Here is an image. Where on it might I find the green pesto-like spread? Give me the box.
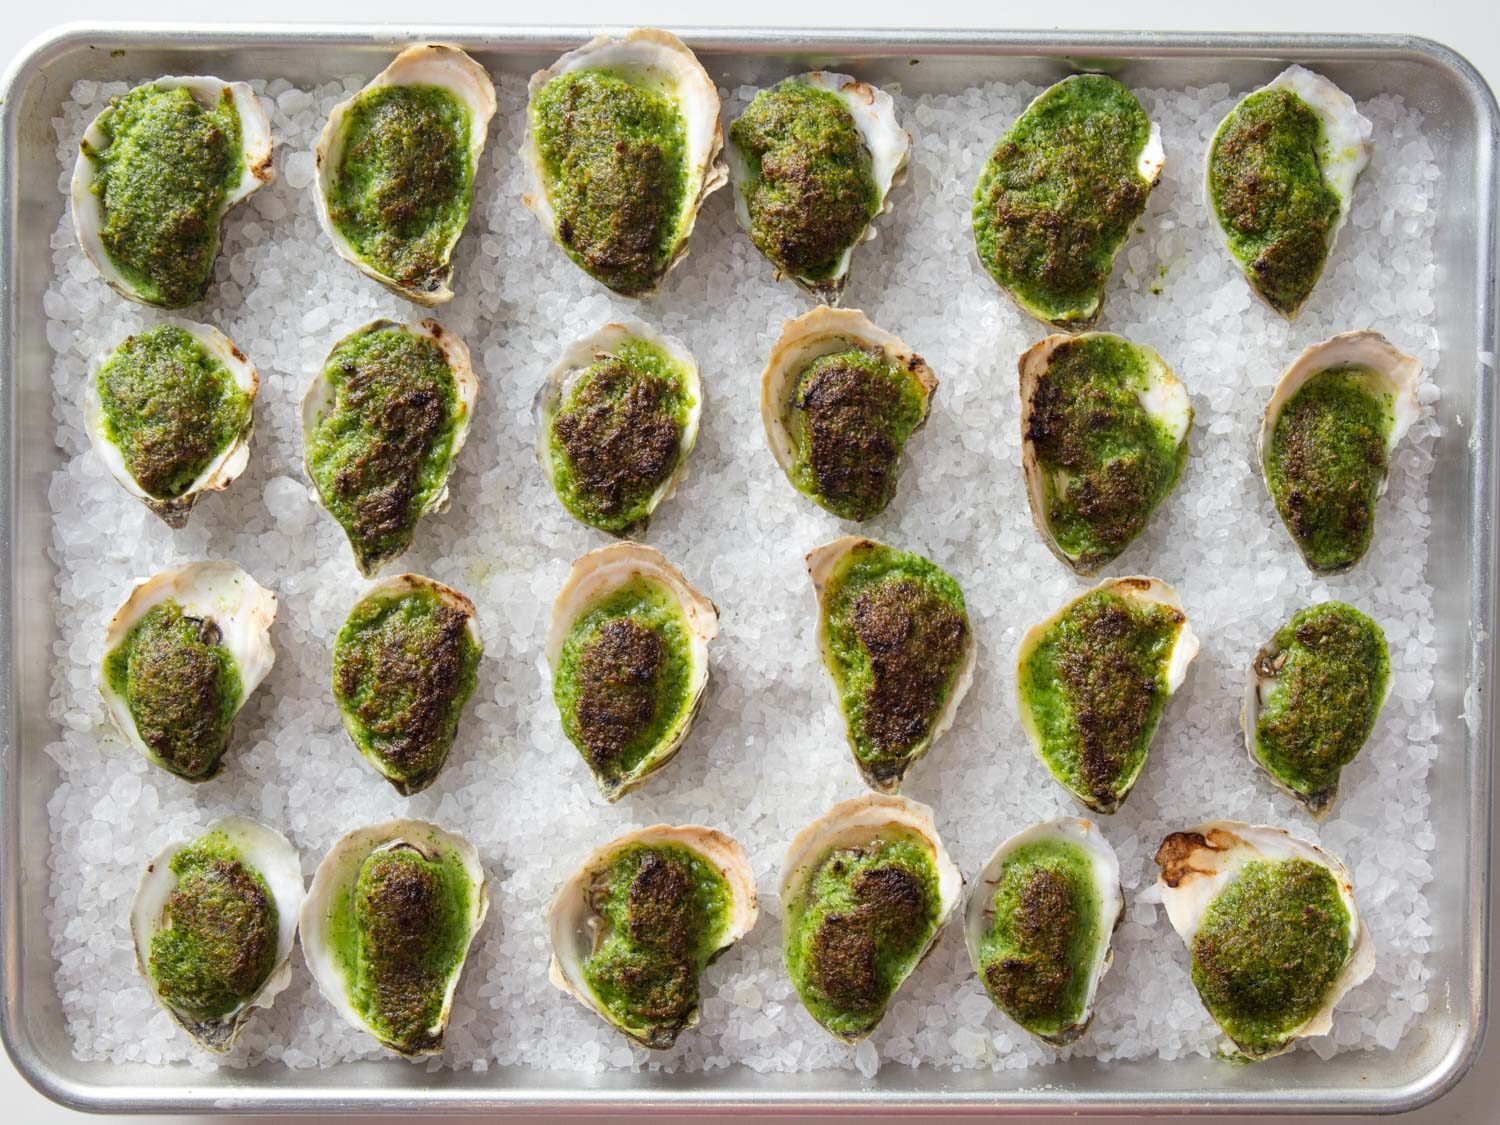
[1019,587,1183,811]
[546,338,693,535]
[729,80,879,283]
[580,842,732,1045]
[1252,602,1389,812]
[327,85,474,290]
[532,69,688,296]
[1190,857,1352,1058]
[784,830,941,1039]
[554,576,694,791]
[972,74,1153,324]
[148,830,278,1018]
[332,585,481,794]
[788,348,929,521]
[1265,365,1393,573]
[1026,335,1189,571]
[1208,88,1341,316]
[327,842,473,1054]
[819,542,969,788]
[84,82,244,308]
[976,837,1104,1040]
[305,324,462,573]
[103,599,243,780]
[96,325,251,500]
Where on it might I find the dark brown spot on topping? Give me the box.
[624,850,699,956]
[797,355,911,520]
[574,617,666,769]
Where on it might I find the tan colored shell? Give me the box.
[727,71,911,304]
[1016,576,1198,814]
[806,536,974,792]
[71,77,273,308]
[299,819,489,1057]
[1153,820,1376,1060]
[532,319,703,537]
[547,824,758,1048]
[302,317,478,577]
[963,817,1124,1046]
[762,309,936,518]
[520,27,726,297]
[100,561,277,781]
[131,816,303,1052]
[314,45,496,305]
[1258,330,1424,575]
[779,793,963,1042]
[546,543,719,801]
[85,320,260,529]
[1018,332,1191,575]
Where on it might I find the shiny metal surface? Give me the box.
[0,23,1494,1115]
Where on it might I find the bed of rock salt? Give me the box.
[41,70,1441,1076]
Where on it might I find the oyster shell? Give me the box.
[84,320,259,528]
[71,77,273,307]
[762,308,937,521]
[727,71,910,304]
[314,45,497,305]
[533,319,703,536]
[132,816,302,1052]
[1153,821,1375,1060]
[1259,330,1423,574]
[302,317,478,576]
[300,819,488,1056]
[1207,66,1373,318]
[547,824,758,1048]
[964,817,1123,1046]
[521,28,726,297]
[332,573,483,795]
[807,536,974,792]
[100,561,277,781]
[546,543,718,800]
[1017,576,1198,813]
[1019,332,1191,575]
[1242,601,1391,818]
[780,793,962,1042]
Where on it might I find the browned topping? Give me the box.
[810,909,880,1008]
[355,848,450,1053]
[624,849,697,956]
[127,612,231,778]
[984,866,1076,1023]
[798,355,906,520]
[574,617,666,769]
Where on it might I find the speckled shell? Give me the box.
[131,816,303,1053]
[313,45,497,305]
[1153,820,1376,1060]
[546,823,758,1049]
[71,77,274,308]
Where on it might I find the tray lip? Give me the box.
[0,21,1494,1117]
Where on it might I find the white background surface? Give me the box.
[2,1,1494,1121]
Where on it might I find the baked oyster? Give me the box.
[547,543,718,800]
[85,320,258,528]
[762,308,937,521]
[972,74,1163,329]
[964,817,1123,1046]
[131,816,303,1052]
[71,76,273,308]
[728,71,910,303]
[101,561,277,781]
[1207,66,1373,318]
[807,537,974,793]
[1260,330,1423,574]
[781,794,962,1042]
[521,28,726,296]
[534,319,703,536]
[1154,821,1375,1060]
[301,820,488,1056]
[1017,576,1198,813]
[1020,332,1191,575]
[548,824,758,1048]
[1243,601,1390,818]
[314,44,497,305]
[302,318,478,576]
[332,574,483,795]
